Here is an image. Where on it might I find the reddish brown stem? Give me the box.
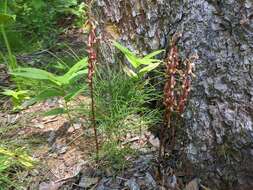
[87,20,99,158]
[89,71,99,157]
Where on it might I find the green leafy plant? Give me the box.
[1,89,29,110]
[2,0,87,49]
[114,41,164,79]
[0,0,17,71]
[10,57,88,122]
[0,147,34,189]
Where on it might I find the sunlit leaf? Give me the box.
[125,54,140,68]
[114,41,141,68]
[139,62,161,74]
[10,68,61,85]
[58,57,88,84]
[143,49,165,59]
[63,57,88,79]
[114,41,135,57]
[123,66,138,78]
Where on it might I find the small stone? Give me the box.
[67,127,75,133]
[145,172,157,188]
[148,135,160,148]
[166,175,177,189]
[125,178,140,190]
[73,123,82,129]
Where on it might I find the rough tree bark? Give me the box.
[92,0,253,189]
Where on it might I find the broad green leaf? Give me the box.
[35,88,64,101]
[10,68,61,85]
[64,86,85,102]
[135,58,161,66]
[63,57,88,79]
[43,108,67,116]
[143,49,165,59]
[0,13,15,25]
[123,66,138,78]
[139,62,161,74]
[68,69,88,83]
[54,61,68,70]
[125,54,140,68]
[114,41,163,69]
[114,41,135,57]
[57,58,88,84]
[114,41,141,68]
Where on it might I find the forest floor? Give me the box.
[0,95,204,190]
[0,95,156,189]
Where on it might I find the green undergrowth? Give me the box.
[0,0,87,51]
[0,144,35,190]
[93,66,162,171]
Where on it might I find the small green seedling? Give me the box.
[114,41,164,79]
[1,89,29,110]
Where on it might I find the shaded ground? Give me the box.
[0,96,208,190]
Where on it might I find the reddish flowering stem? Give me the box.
[87,21,99,157]
[159,33,197,164]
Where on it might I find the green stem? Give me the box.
[64,100,73,126]
[1,0,16,71]
[1,26,16,71]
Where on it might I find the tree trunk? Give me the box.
[92,0,253,189]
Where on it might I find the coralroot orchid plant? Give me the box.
[86,19,99,157]
[160,33,198,160]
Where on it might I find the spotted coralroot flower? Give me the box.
[163,33,198,117]
[178,55,198,114]
[163,43,179,119]
[163,34,181,121]
[87,21,97,85]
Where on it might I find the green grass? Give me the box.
[91,66,162,170]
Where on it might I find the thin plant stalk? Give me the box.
[87,20,99,158]
[64,101,73,125]
[1,0,17,71]
[90,71,99,156]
